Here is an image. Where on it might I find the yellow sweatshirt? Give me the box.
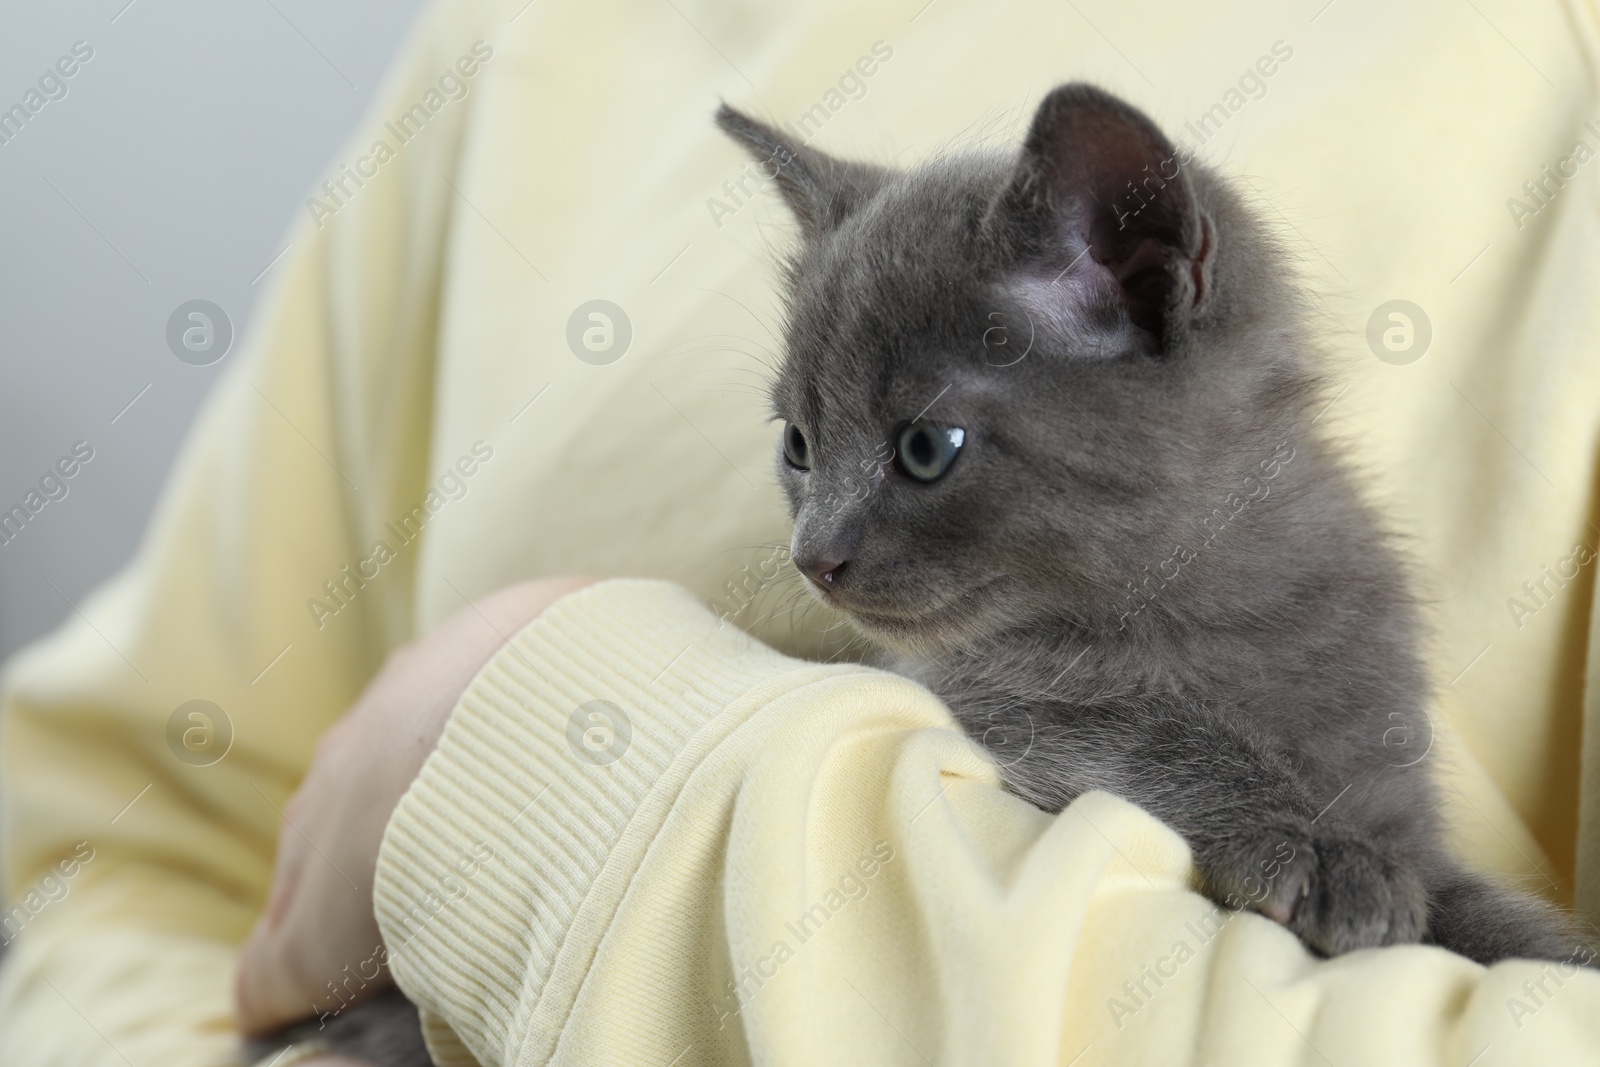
[4,0,1600,1064]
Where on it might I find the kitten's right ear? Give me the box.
[715,104,888,237]
[993,84,1208,351]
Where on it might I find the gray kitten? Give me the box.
[250,83,1591,1067]
[718,84,1595,967]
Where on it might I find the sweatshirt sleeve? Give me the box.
[371,577,985,1066]
[376,579,1600,1067]
[0,3,488,1063]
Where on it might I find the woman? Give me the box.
[3,0,1598,1063]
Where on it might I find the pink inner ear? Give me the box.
[1005,252,1142,359]
[1189,216,1212,307]
[1100,235,1170,285]
[996,86,1210,351]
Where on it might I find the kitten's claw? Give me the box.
[1257,865,1310,926]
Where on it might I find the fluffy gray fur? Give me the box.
[718,83,1595,967]
[246,986,428,1066]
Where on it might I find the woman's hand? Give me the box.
[234,577,596,1036]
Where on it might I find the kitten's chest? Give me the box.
[901,632,1338,748]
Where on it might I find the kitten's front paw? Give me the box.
[1204,828,1427,957]
[1286,832,1428,955]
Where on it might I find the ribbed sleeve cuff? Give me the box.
[372,578,850,1067]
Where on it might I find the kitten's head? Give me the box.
[717,85,1316,656]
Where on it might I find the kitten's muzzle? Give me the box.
[795,553,847,589]
[790,517,859,591]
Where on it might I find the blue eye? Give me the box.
[782,422,810,470]
[895,422,964,482]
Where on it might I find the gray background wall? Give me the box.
[0,0,433,663]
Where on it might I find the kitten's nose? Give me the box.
[797,556,848,588]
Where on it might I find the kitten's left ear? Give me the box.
[994,84,1210,350]
[715,103,890,237]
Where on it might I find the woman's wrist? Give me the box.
[234,578,598,1036]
